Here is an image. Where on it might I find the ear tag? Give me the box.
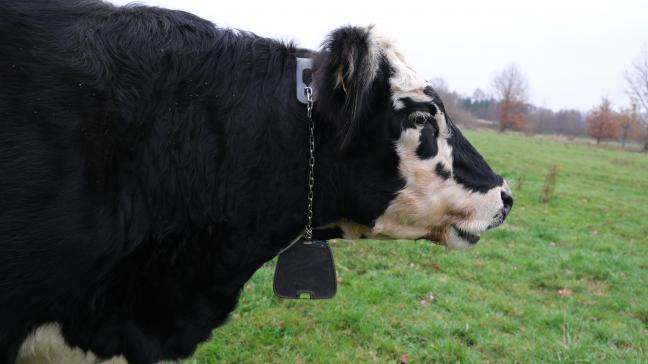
[273,239,337,299]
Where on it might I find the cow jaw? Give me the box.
[336,125,508,249]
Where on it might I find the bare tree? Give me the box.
[529,105,555,134]
[429,77,450,95]
[492,64,529,132]
[618,102,640,149]
[472,88,487,102]
[555,109,585,139]
[428,78,477,126]
[625,49,648,151]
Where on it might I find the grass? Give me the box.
[186,131,648,363]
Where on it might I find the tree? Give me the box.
[625,49,648,151]
[472,88,487,102]
[492,64,529,132]
[463,90,498,122]
[586,98,621,144]
[555,109,585,139]
[529,105,556,134]
[617,102,641,148]
[629,116,648,143]
[428,78,477,126]
[429,77,450,95]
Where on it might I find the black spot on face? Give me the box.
[435,162,451,180]
[448,124,503,193]
[415,127,438,159]
[406,86,503,193]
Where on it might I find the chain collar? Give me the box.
[304,85,315,240]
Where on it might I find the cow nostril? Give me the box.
[501,191,513,216]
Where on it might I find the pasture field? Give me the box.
[187,131,648,363]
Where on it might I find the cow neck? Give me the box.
[276,57,337,249]
[295,58,316,241]
[292,58,342,242]
[270,57,338,301]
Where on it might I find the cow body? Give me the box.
[0,1,512,363]
[1,2,313,362]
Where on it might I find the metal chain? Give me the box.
[304,86,315,241]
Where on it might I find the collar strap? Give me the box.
[296,57,313,104]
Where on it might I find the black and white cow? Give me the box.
[0,1,512,363]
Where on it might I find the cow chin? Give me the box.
[336,219,483,250]
[443,226,481,249]
[417,224,481,249]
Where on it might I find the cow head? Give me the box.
[313,26,513,249]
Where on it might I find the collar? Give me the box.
[296,57,313,104]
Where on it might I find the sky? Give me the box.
[109,0,648,112]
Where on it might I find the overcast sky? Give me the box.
[110,0,647,112]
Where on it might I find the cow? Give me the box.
[0,1,513,363]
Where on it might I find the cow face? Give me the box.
[314,26,513,249]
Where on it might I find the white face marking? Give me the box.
[365,27,431,109]
[17,323,127,364]
[352,125,508,248]
[334,26,510,248]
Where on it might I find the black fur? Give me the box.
[0,1,502,363]
[0,2,402,363]
[448,123,503,193]
[435,162,451,180]
[313,26,382,148]
[416,127,439,159]
[422,87,503,193]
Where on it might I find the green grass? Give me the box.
[187,131,648,363]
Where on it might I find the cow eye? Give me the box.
[410,112,432,128]
[414,118,427,127]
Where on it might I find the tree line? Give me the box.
[433,49,648,151]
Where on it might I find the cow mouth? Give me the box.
[453,225,480,245]
[418,225,481,246]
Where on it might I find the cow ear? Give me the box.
[314,26,381,148]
